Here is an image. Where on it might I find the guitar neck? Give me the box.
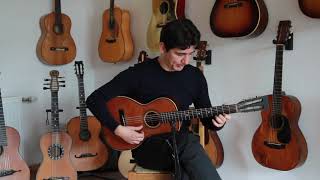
[109,0,115,27]
[54,0,62,25]
[77,76,89,131]
[51,91,60,132]
[272,45,284,115]
[160,105,238,122]
[0,89,8,146]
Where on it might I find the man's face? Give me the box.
[162,46,196,71]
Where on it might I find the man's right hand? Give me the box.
[114,125,145,145]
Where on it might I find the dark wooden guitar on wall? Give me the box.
[191,41,224,168]
[36,0,76,65]
[66,61,108,172]
[99,0,134,62]
[147,0,185,52]
[298,0,320,18]
[36,70,77,180]
[251,20,308,171]
[0,89,30,180]
[210,0,268,38]
[104,95,267,151]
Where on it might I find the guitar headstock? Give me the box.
[194,41,208,72]
[74,61,84,78]
[237,96,268,113]
[43,70,65,92]
[274,20,292,45]
[138,50,148,64]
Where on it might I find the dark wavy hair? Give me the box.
[160,18,201,51]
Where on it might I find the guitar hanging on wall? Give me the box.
[191,41,224,168]
[0,89,30,180]
[36,0,76,65]
[66,61,108,172]
[298,0,320,18]
[147,0,185,52]
[251,20,308,171]
[210,0,269,38]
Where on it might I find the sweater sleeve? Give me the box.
[193,71,224,131]
[86,67,139,132]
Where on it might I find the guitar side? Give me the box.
[251,95,308,171]
[210,0,268,38]
[298,0,320,18]
[0,127,30,180]
[67,116,108,171]
[120,10,134,61]
[36,132,77,180]
[205,130,224,168]
[98,7,125,63]
[36,12,76,65]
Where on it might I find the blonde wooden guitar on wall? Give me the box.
[0,89,30,180]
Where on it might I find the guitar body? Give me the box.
[210,0,268,38]
[252,95,308,171]
[147,0,178,52]
[99,7,125,63]
[0,127,30,180]
[36,132,77,180]
[36,12,76,65]
[67,116,108,171]
[120,10,134,61]
[104,96,180,151]
[299,0,320,18]
[205,130,224,168]
[118,150,135,178]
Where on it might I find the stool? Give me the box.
[128,165,173,180]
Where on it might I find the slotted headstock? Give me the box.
[74,61,84,78]
[194,41,208,72]
[237,96,268,113]
[274,20,292,45]
[43,70,65,91]
[138,50,148,64]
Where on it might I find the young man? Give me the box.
[86,18,230,180]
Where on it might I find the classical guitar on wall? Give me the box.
[147,0,185,52]
[36,70,77,180]
[298,0,320,18]
[104,95,267,151]
[99,0,134,63]
[0,89,30,180]
[36,0,76,65]
[191,41,224,168]
[210,0,268,38]
[66,61,108,172]
[251,20,308,171]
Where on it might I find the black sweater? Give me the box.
[86,58,222,133]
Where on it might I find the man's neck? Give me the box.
[157,56,172,72]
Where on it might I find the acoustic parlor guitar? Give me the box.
[0,89,30,180]
[66,61,108,172]
[36,70,77,180]
[36,0,76,65]
[210,0,268,38]
[298,0,320,18]
[251,20,308,171]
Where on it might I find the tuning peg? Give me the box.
[59,85,66,87]
[43,87,50,90]
[58,77,64,79]
[59,80,65,83]
[43,83,50,85]
[44,79,50,81]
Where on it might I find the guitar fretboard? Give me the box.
[0,89,8,146]
[77,76,89,131]
[51,91,60,132]
[272,45,284,116]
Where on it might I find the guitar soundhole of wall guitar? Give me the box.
[160,2,169,14]
[145,111,161,128]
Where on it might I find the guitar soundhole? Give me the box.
[159,2,169,14]
[0,146,3,156]
[53,24,64,35]
[79,130,91,141]
[269,115,284,129]
[269,115,291,144]
[48,144,64,160]
[145,111,161,128]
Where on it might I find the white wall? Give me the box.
[0,0,319,179]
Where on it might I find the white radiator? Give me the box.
[2,96,24,158]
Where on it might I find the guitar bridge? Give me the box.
[0,169,21,177]
[50,47,69,51]
[264,141,286,149]
[43,177,70,180]
[75,152,98,158]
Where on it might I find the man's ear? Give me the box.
[159,42,167,54]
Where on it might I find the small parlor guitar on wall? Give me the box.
[36,70,77,180]
[210,0,268,38]
[99,0,134,63]
[103,95,267,151]
[147,0,185,52]
[36,0,76,65]
[191,41,224,168]
[0,89,30,180]
[298,0,320,18]
[66,61,108,171]
[251,20,308,171]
